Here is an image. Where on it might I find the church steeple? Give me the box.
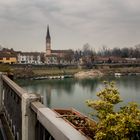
[46,25,51,39]
[46,25,51,55]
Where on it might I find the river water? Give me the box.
[16,75,140,116]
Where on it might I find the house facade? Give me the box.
[17,52,43,64]
[0,54,17,64]
[0,49,17,64]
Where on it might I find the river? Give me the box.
[15,75,140,116]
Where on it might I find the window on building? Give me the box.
[6,57,10,60]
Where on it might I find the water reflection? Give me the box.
[44,85,51,107]
[116,76,140,90]
[77,78,100,92]
[99,76,140,90]
[15,76,140,115]
[16,79,77,107]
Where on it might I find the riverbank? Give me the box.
[74,70,103,79]
[13,66,140,79]
[74,67,140,79]
[99,66,140,75]
[1,64,140,79]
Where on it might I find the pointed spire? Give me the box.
[46,25,50,39]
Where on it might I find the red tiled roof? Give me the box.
[0,53,16,57]
[51,49,73,54]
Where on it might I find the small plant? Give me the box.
[54,108,96,139]
[86,81,140,140]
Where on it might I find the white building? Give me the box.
[17,52,43,64]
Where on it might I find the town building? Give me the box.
[45,26,74,64]
[0,26,75,65]
[0,48,17,64]
[17,52,44,64]
[0,53,17,64]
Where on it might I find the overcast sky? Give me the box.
[0,0,140,52]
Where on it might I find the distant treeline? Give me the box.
[97,46,140,58]
[74,43,140,58]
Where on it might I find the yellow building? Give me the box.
[0,54,17,64]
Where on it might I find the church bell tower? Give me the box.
[46,25,51,55]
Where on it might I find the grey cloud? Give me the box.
[0,0,140,51]
[1,0,140,28]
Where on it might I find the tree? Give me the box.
[121,48,129,58]
[86,81,140,140]
[134,44,140,58]
[111,47,121,57]
[97,45,111,56]
[0,44,3,51]
[63,50,74,64]
[83,43,94,56]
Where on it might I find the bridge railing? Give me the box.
[1,75,24,140]
[0,74,42,140]
[0,74,88,140]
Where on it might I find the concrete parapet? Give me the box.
[31,101,88,140]
[22,93,40,140]
[2,75,26,98]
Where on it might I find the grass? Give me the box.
[0,64,11,72]
[32,68,81,76]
